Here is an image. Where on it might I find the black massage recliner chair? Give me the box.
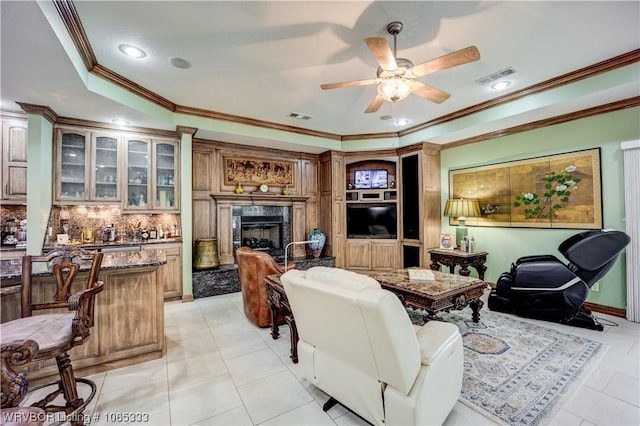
[488,229,630,331]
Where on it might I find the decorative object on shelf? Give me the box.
[439,234,455,250]
[449,148,601,229]
[307,228,326,258]
[259,184,269,193]
[224,156,295,187]
[282,185,290,196]
[347,183,354,190]
[389,180,396,188]
[443,198,480,248]
[234,182,245,194]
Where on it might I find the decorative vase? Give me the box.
[308,228,326,258]
[234,182,244,194]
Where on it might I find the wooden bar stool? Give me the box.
[1,247,103,426]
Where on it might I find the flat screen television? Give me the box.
[354,169,388,189]
[346,203,397,239]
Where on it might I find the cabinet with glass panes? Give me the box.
[123,137,179,212]
[153,140,179,210]
[54,128,121,203]
[124,137,151,210]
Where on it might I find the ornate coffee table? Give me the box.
[367,269,488,323]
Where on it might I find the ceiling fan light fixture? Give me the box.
[377,77,412,102]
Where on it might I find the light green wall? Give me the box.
[26,114,53,255]
[440,107,639,309]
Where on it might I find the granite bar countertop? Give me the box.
[42,238,181,251]
[0,249,167,282]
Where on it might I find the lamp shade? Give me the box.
[443,198,481,219]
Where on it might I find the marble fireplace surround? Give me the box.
[212,194,309,265]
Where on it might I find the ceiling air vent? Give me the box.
[476,67,516,86]
[287,112,312,120]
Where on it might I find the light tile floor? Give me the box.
[32,290,640,425]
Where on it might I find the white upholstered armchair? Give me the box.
[281,267,463,426]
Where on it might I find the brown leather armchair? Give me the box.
[235,247,294,327]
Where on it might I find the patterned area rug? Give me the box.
[408,308,604,426]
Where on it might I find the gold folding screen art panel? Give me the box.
[224,157,295,187]
[449,148,602,229]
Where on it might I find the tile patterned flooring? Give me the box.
[33,291,640,425]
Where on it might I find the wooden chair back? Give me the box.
[19,247,104,345]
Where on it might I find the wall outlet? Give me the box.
[592,282,600,292]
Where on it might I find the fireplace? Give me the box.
[240,215,284,258]
[213,194,307,265]
[232,205,290,262]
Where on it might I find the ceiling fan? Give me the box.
[320,21,480,113]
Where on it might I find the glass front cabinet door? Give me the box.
[55,128,121,203]
[56,129,89,202]
[125,137,151,210]
[91,133,120,201]
[153,140,179,210]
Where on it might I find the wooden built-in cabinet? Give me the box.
[124,137,179,212]
[189,141,440,271]
[345,239,399,271]
[397,143,441,268]
[53,126,179,211]
[192,141,320,264]
[55,128,121,203]
[143,242,182,300]
[319,151,345,266]
[343,155,400,272]
[1,119,28,203]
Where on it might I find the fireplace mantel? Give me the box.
[212,193,309,264]
[211,193,308,205]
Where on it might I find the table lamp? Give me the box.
[444,198,481,248]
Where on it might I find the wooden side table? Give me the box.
[428,248,488,280]
[264,274,298,363]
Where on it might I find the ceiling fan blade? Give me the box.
[320,78,378,90]
[364,94,385,113]
[365,37,397,71]
[411,81,451,104]
[410,46,480,77]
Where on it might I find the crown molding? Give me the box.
[442,97,640,149]
[15,102,58,123]
[56,1,640,145]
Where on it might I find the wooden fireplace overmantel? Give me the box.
[211,193,310,264]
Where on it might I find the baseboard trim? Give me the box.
[584,302,626,318]
[181,293,195,303]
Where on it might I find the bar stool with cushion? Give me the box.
[0,247,104,425]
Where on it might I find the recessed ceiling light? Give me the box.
[490,80,512,91]
[393,118,409,126]
[118,44,146,59]
[169,57,191,69]
[112,118,130,126]
[380,115,392,121]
